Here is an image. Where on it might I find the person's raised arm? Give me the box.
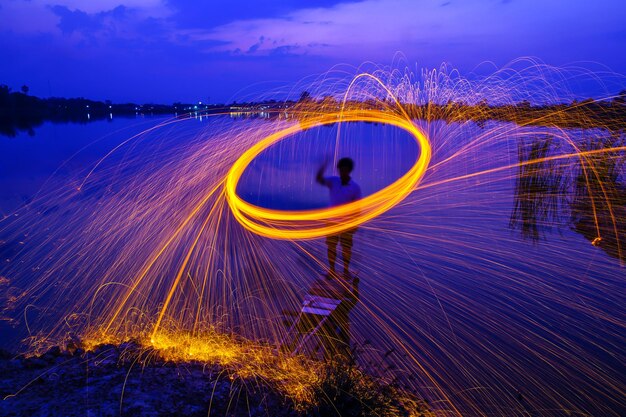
[316,159,329,186]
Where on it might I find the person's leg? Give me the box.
[340,230,355,277]
[326,234,338,274]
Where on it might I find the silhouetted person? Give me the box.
[316,157,362,279]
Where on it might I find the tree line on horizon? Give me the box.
[0,84,232,137]
[1,84,625,137]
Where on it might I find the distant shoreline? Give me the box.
[2,85,625,137]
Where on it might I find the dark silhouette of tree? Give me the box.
[0,87,209,137]
[510,136,566,241]
[299,91,312,102]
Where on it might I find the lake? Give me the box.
[0,114,624,417]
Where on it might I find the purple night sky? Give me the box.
[1,0,625,103]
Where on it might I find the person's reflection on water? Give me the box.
[284,276,360,363]
[327,276,360,361]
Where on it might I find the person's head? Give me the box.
[337,157,354,178]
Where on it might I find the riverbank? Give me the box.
[0,339,431,417]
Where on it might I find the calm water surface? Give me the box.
[0,115,623,416]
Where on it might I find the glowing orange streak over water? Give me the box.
[103,181,224,334]
[333,73,415,165]
[417,145,626,263]
[561,136,621,259]
[151,190,226,340]
[420,145,626,191]
[226,109,432,239]
[79,117,187,190]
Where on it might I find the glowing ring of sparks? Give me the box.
[226,109,431,240]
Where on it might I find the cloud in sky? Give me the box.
[49,4,130,35]
[0,0,171,34]
[0,0,624,102]
[196,0,623,61]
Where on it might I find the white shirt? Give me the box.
[322,176,362,207]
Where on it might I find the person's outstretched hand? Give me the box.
[316,155,330,185]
